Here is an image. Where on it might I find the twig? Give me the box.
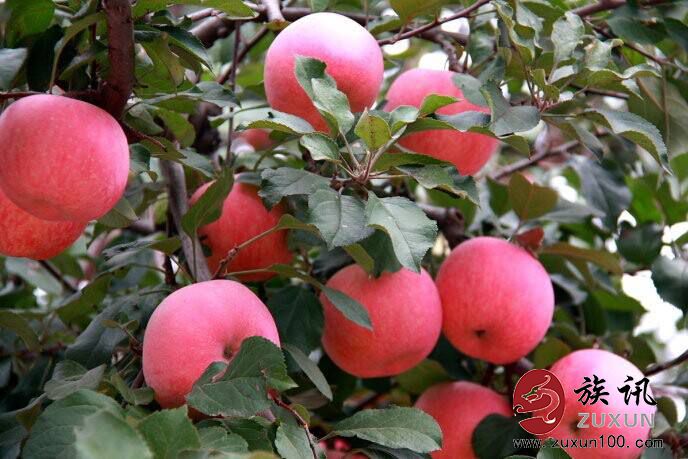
[592,25,673,67]
[377,0,489,46]
[38,260,78,293]
[101,0,135,118]
[224,23,243,163]
[271,393,318,459]
[491,140,580,181]
[160,161,212,282]
[645,348,688,377]
[217,26,269,85]
[212,225,283,279]
[263,0,286,24]
[0,91,41,101]
[573,0,669,17]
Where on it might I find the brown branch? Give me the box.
[217,26,269,84]
[491,140,580,181]
[0,91,41,101]
[263,0,285,24]
[160,161,212,282]
[377,0,489,46]
[645,348,688,377]
[573,0,670,17]
[270,393,318,459]
[592,25,672,67]
[101,0,135,118]
[39,260,78,293]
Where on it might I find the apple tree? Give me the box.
[0,0,687,458]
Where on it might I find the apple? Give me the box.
[142,280,280,408]
[264,12,384,132]
[0,95,129,222]
[321,265,442,378]
[415,381,512,459]
[435,237,554,364]
[385,69,499,176]
[236,129,274,151]
[0,187,86,260]
[546,349,657,459]
[190,181,293,281]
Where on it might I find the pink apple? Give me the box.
[264,12,384,132]
[142,280,280,408]
[190,181,293,281]
[415,381,512,459]
[546,349,657,459]
[0,95,129,222]
[321,265,442,378]
[236,129,274,151]
[385,69,499,176]
[0,187,86,260]
[436,237,554,364]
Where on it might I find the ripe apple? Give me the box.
[321,265,442,378]
[0,95,129,222]
[190,181,292,281]
[264,12,384,132]
[435,237,554,364]
[546,349,657,459]
[0,187,86,260]
[236,129,274,151]
[415,381,512,459]
[142,280,280,408]
[385,69,499,176]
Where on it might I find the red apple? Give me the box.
[546,349,657,459]
[436,237,554,364]
[0,187,86,260]
[415,381,512,459]
[0,95,129,222]
[321,265,442,378]
[236,129,274,151]
[190,181,292,281]
[142,280,280,408]
[385,69,499,176]
[264,12,384,132]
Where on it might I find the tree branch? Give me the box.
[645,348,688,377]
[160,161,212,282]
[573,0,669,17]
[100,0,135,118]
[39,260,78,293]
[263,0,285,25]
[491,140,580,181]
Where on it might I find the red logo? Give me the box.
[513,369,566,435]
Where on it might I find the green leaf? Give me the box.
[452,74,487,106]
[397,165,479,203]
[98,196,139,228]
[154,108,196,147]
[294,56,355,133]
[283,344,332,401]
[225,337,296,392]
[326,407,442,454]
[472,414,525,459]
[481,82,540,136]
[5,258,61,294]
[418,94,458,117]
[389,106,420,132]
[300,133,341,162]
[144,81,238,111]
[389,0,445,22]
[487,178,511,216]
[582,108,669,169]
[186,367,270,417]
[243,111,315,135]
[0,310,40,352]
[542,243,623,275]
[651,257,688,312]
[102,236,182,259]
[157,25,211,69]
[5,0,55,46]
[508,173,558,221]
[365,193,437,273]
[50,11,105,87]
[396,360,450,395]
[307,188,373,249]
[44,361,105,401]
[267,286,323,354]
[585,38,623,71]
[617,223,663,265]
[274,422,312,459]
[134,0,256,19]
[0,48,27,90]
[139,38,186,90]
[587,64,659,87]
[355,109,392,149]
[111,373,155,406]
[56,274,113,327]
[551,12,584,67]
[533,337,571,368]
[197,427,249,453]
[138,407,201,459]
[573,158,631,229]
[75,410,152,459]
[23,390,123,459]
[322,287,373,330]
[259,167,331,208]
[182,171,233,237]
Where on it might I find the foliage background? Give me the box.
[0,0,687,458]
